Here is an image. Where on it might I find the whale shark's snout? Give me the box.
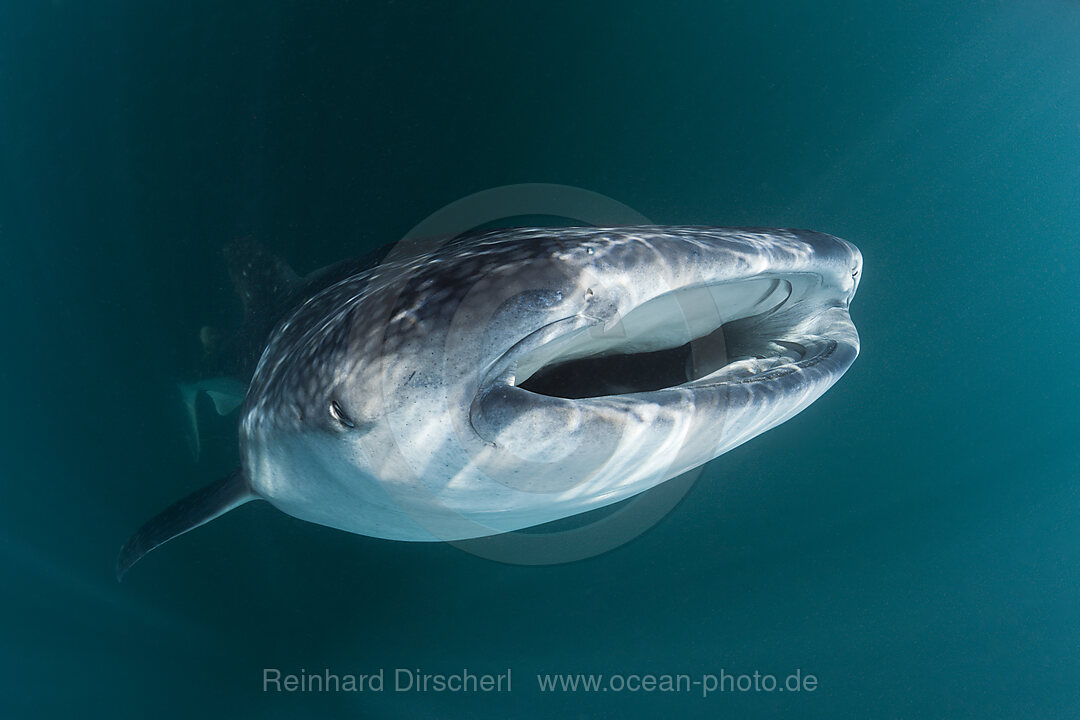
[117,226,861,578]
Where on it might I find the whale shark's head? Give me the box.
[239,226,861,543]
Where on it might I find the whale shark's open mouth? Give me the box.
[509,275,832,400]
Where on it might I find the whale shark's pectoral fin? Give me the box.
[179,377,247,461]
[116,470,257,581]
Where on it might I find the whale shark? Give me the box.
[117,226,862,578]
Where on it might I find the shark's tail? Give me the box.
[116,470,257,581]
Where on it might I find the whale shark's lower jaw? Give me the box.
[465,268,859,527]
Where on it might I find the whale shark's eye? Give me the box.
[329,400,356,428]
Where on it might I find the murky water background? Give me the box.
[3,2,1079,717]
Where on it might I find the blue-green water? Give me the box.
[4,2,1080,718]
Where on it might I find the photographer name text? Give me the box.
[263,667,511,693]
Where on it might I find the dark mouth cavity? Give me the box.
[519,313,801,399]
